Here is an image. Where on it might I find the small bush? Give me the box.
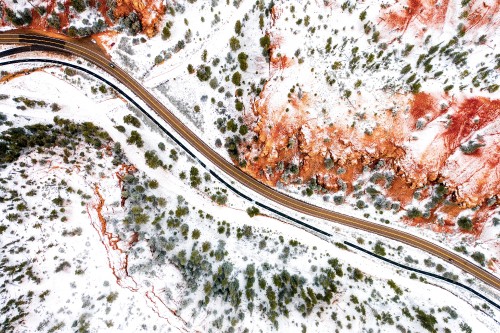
[246,206,260,217]
[387,280,403,295]
[123,114,141,128]
[229,36,241,51]
[196,65,212,81]
[55,261,71,273]
[192,229,201,239]
[406,207,422,218]
[145,150,163,169]
[471,251,485,266]
[71,0,86,13]
[106,292,118,303]
[232,72,242,86]
[373,242,386,256]
[457,216,473,230]
[127,130,144,147]
[235,20,242,34]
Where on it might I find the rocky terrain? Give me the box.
[236,0,500,236]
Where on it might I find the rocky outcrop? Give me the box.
[239,0,499,232]
[0,0,166,37]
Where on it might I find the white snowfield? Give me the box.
[0,58,498,332]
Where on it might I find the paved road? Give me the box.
[1,31,499,291]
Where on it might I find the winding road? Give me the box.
[1,31,499,295]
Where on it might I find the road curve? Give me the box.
[0,31,499,291]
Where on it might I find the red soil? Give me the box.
[384,0,451,32]
[409,92,447,126]
[0,0,166,38]
[466,0,500,31]
[441,97,500,151]
[244,40,498,235]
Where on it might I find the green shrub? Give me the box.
[144,150,163,169]
[387,280,403,295]
[202,241,211,252]
[414,308,437,332]
[457,216,473,230]
[232,72,242,86]
[400,64,411,74]
[127,130,144,147]
[260,35,271,56]
[71,0,86,13]
[373,242,386,256]
[237,52,249,71]
[246,206,260,217]
[192,229,201,239]
[229,36,241,51]
[148,179,159,189]
[235,99,244,111]
[239,124,248,135]
[123,114,141,128]
[162,26,171,40]
[471,251,485,266]
[196,65,212,81]
[169,149,178,161]
[190,166,202,187]
[406,207,422,218]
[235,20,242,34]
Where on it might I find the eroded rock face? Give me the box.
[114,0,165,37]
[0,0,166,37]
[239,0,499,231]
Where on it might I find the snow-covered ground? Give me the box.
[0,58,499,332]
[2,0,497,276]
[84,0,500,275]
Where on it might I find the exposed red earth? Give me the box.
[241,1,499,236]
[0,0,166,37]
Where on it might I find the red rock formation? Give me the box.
[0,0,166,37]
[383,0,451,33]
[241,2,499,235]
[114,0,166,37]
[466,0,500,31]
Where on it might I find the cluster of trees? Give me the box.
[127,130,144,147]
[144,150,164,169]
[189,166,202,187]
[246,206,260,217]
[0,117,112,164]
[162,21,173,40]
[120,12,142,36]
[5,8,32,26]
[13,96,46,109]
[71,0,87,13]
[66,19,107,37]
